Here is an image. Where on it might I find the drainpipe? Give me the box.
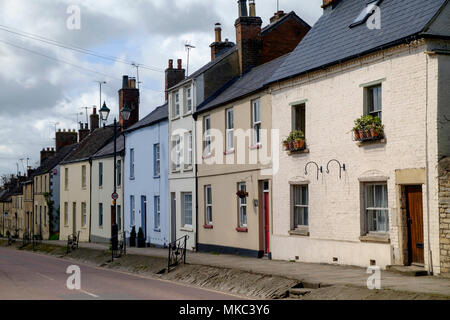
[424,51,433,275]
[89,159,93,243]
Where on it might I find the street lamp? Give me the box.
[100,101,131,260]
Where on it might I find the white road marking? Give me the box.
[36,273,55,281]
[80,289,99,298]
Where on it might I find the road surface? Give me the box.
[0,247,241,300]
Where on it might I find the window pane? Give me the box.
[375,185,384,207]
[366,185,374,208]
[301,186,308,205]
[367,210,377,232]
[184,194,192,226]
[294,186,302,206]
[377,210,388,232]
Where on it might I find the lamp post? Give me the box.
[99,101,131,260]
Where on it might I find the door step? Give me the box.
[386,265,428,277]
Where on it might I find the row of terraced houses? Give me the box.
[1,0,449,276]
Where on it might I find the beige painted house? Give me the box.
[195,56,289,257]
[90,136,125,243]
[267,0,450,273]
[33,173,50,239]
[59,126,116,242]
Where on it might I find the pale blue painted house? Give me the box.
[124,103,169,247]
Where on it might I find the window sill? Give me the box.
[203,154,213,160]
[154,229,161,233]
[203,224,213,229]
[359,234,390,244]
[184,166,193,172]
[236,227,248,233]
[224,149,235,155]
[183,111,192,117]
[180,227,194,232]
[153,175,161,179]
[171,116,180,121]
[129,177,135,181]
[289,229,310,237]
[99,186,103,189]
[172,169,181,173]
[249,144,262,150]
[357,138,386,147]
[287,148,310,156]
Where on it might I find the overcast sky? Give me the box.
[0,0,323,178]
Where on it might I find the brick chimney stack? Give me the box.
[165,59,186,101]
[210,23,235,61]
[322,0,340,10]
[119,75,140,128]
[55,129,77,152]
[40,147,56,165]
[235,0,262,74]
[269,10,287,23]
[90,107,99,132]
[78,122,90,142]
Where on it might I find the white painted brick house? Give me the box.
[267,0,450,274]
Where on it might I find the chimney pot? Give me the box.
[168,59,173,69]
[249,0,256,17]
[177,59,182,70]
[214,23,222,42]
[322,0,339,9]
[122,75,129,88]
[238,0,248,17]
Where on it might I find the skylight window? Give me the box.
[349,0,381,28]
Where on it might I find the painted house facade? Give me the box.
[124,104,169,247]
[90,136,125,243]
[59,126,116,242]
[267,0,450,274]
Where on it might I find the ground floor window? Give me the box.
[365,183,389,233]
[154,196,161,230]
[238,182,247,228]
[117,205,122,230]
[292,185,308,228]
[130,195,135,227]
[205,186,212,225]
[81,202,87,227]
[99,203,103,227]
[182,192,193,227]
[64,202,68,226]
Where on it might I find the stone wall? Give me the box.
[439,157,450,274]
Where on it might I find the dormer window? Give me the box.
[349,0,381,28]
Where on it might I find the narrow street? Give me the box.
[0,247,240,300]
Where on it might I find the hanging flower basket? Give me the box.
[236,190,249,199]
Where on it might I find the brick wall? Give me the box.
[439,157,450,274]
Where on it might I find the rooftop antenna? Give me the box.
[19,158,25,174]
[131,63,142,89]
[185,42,196,77]
[81,106,91,125]
[277,0,279,11]
[94,81,107,111]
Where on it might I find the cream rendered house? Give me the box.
[267,0,450,274]
[90,136,125,242]
[59,126,116,242]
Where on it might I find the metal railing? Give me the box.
[111,231,126,261]
[168,235,189,273]
[66,231,80,254]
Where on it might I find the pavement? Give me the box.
[0,247,242,300]
[41,240,450,297]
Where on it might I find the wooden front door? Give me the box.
[406,186,424,265]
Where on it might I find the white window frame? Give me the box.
[117,159,122,186]
[205,185,212,225]
[252,99,261,146]
[204,116,211,156]
[182,192,193,227]
[154,196,160,230]
[81,165,87,189]
[226,108,234,151]
[292,185,309,229]
[129,148,135,179]
[185,131,193,169]
[238,182,247,228]
[364,183,389,233]
[82,202,87,227]
[130,195,135,227]
[367,85,382,120]
[173,92,180,118]
[154,143,161,176]
[173,135,181,171]
[185,87,192,114]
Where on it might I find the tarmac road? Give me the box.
[0,247,241,300]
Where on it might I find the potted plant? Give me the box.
[352,115,384,141]
[137,227,146,248]
[369,117,384,139]
[292,130,305,149]
[129,226,136,247]
[282,138,290,150]
[236,190,249,199]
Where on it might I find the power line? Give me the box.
[0,24,164,73]
[0,38,162,93]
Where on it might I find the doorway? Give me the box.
[171,193,176,243]
[260,181,270,255]
[406,185,425,265]
[141,196,147,244]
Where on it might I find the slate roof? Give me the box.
[167,46,238,91]
[261,11,311,35]
[195,54,289,114]
[61,126,117,165]
[125,103,168,133]
[92,134,125,159]
[267,0,448,84]
[32,144,79,176]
